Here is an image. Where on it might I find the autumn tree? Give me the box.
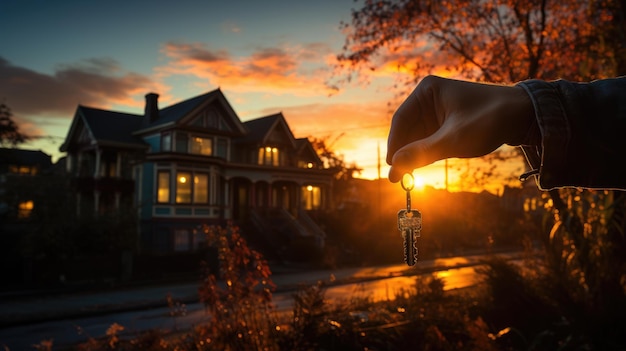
[0,103,28,146]
[337,0,622,85]
[336,0,626,348]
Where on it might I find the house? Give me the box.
[60,90,334,257]
[0,148,53,220]
[0,148,58,283]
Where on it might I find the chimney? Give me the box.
[144,93,159,123]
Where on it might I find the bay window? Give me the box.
[190,136,212,155]
[157,171,170,203]
[176,171,192,203]
[194,174,209,203]
[157,170,209,205]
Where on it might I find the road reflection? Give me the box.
[325,265,480,305]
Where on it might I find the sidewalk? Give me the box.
[0,263,415,328]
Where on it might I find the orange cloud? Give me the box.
[159,41,338,96]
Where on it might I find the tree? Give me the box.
[336,1,626,348]
[336,0,620,86]
[0,103,28,146]
[309,136,362,209]
[309,135,362,181]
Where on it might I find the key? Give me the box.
[398,173,422,266]
[398,209,421,266]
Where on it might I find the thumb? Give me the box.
[388,137,443,182]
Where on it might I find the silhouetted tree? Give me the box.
[0,103,28,146]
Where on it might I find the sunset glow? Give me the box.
[0,1,520,193]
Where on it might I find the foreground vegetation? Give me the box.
[26,215,625,351]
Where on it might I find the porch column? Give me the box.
[268,182,274,208]
[94,148,102,178]
[116,152,122,178]
[224,178,231,219]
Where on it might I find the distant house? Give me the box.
[0,148,53,220]
[60,90,333,255]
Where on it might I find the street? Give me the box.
[0,251,518,350]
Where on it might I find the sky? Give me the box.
[0,0,520,192]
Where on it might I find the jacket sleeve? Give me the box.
[516,76,626,191]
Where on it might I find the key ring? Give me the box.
[401,173,413,212]
[401,173,414,192]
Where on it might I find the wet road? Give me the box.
[0,251,519,350]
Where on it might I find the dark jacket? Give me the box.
[517,76,626,190]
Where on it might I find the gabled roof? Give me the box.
[240,113,297,148]
[295,138,322,164]
[137,89,247,135]
[60,106,146,151]
[143,90,218,128]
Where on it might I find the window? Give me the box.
[258,147,279,166]
[302,185,321,210]
[158,170,209,204]
[216,138,228,159]
[175,132,188,153]
[176,171,192,203]
[162,133,171,152]
[298,161,315,169]
[157,171,170,203]
[18,200,34,218]
[190,136,212,155]
[194,174,209,203]
[9,165,37,175]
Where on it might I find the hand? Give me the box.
[386,75,535,182]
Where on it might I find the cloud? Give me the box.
[0,56,154,119]
[159,41,337,96]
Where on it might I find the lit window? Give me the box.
[18,200,34,218]
[9,165,36,175]
[258,147,280,166]
[194,174,209,203]
[157,171,170,203]
[190,137,212,155]
[176,172,192,203]
[302,185,321,210]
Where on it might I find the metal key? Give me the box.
[398,173,422,266]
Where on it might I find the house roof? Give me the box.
[240,113,296,148]
[60,106,146,151]
[0,148,52,168]
[80,106,145,146]
[144,90,219,128]
[295,138,322,164]
[135,89,248,136]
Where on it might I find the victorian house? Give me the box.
[60,90,333,256]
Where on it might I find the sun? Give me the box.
[414,175,425,190]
